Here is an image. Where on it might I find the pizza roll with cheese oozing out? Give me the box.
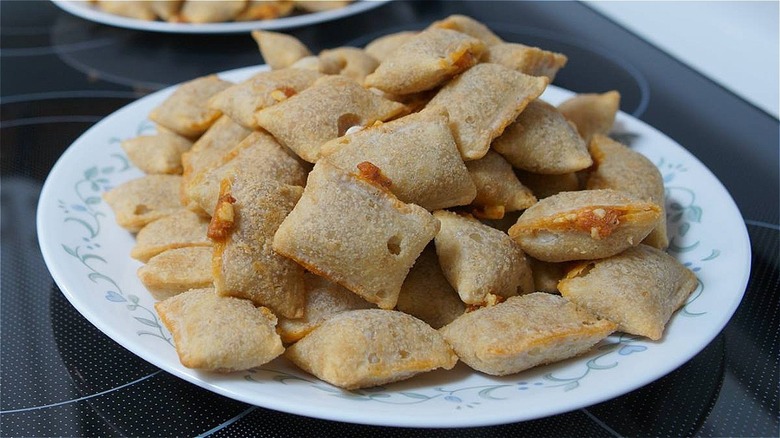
[558,244,698,340]
[255,75,407,163]
[236,0,295,21]
[187,131,308,216]
[121,131,192,175]
[428,14,503,46]
[96,1,156,20]
[492,99,592,174]
[273,161,439,309]
[515,170,581,199]
[464,150,536,219]
[103,174,183,233]
[439,293,617,376]
[586,134,668,249]
[364,31,418,62]
[209,175,306,319]
[131,210,211,262]
[137,247,213,301]
[317,47,379,84]
[149,75,232,138]
[208,68,322,129]
[285,309,458,389]
[321,108,476,211]
[363,28,486,95]
[482,43,568,82]
[508,189,662,262]
[276,273,375,344]
[558,91,621,142]
[434,210,533,305]
[177,0,247,23]
[252,30,312,70]
[150,0,182,21]
[425,63,548,160]
[155,288,284,372]
[396,246,466,329]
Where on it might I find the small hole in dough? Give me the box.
[337,113,361,137]
[387,235,402,255]
[468,232,483,243]
[134,204,150,215]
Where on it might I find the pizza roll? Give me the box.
[255,75,407,163]
[428,14,503,46]
[177,0,247,23]
[103,174,183,233]
[208,68,322,129]
[439,293,617,376]
[131,209,211,262]
[425,63,548,160]
[465,150,536,218]
[558,244,698,340]
[96,1,156,20]
[515,170,581,199]
[276,273,375,344]
[149,75,232,138]
[364,31,417,62]
[252,30,312,70]
[293,0,350,12]
[586,134,668,249]
[483,43,568,81]
[137,247,213,300]
[150,0,182,21]
[321,108,476,211]
[318,47,379,84]
[273,161,439,309]
[210,175,306,319]
[156,288,284,372]
[508,189,662,262]
[285,309,458,389]
[396,246,466,328]
[236,0,295,21]
[558,91,621,142]
[121,131,192,175]
[492,99,592,174]
[363,28,486,95]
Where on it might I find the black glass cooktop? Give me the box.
[2,1,777,437]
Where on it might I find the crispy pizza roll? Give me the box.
[321,108,476,211]
[363,28,486,95]
[236,0,295,21]
[528,257,566,293]
[131,209,211,262]
[252,30,312,70]
[121,131,192,175]
[558,91,621,142]
[208,68,322,129]
[492,99,592,174]
[273,161,439,309]
[586,134,668,249]
[255,75,407,163]
[149,75,232,138]
[150,0,182,21]
[425,63,548,160]
[285,309,458,389]
[558,245,698,340]
[465,150,536,217]
[483,43,568,81]
[137,246,213,301]
[364,31,418,62]
[156,288,284,372]
[177,0,247,23]
[96,1,156,20]
[508,189,662,262]
[276,273,375,344]
[210,175,306,319]
[397,246,466,328]
[428,14,503,46]
[439,293,617,376]
[103,174,183,233]
[515,170,581,199]
[318,47,379,84]
[434,210,533,305]
[293,0,351,12]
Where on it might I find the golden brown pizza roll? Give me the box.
[439,293,617,376]
[252,30,312,70]
[150,0,182,21]
[396,246,466,329]
[483,43,568,81]
[558,91,621,142]
[131,209,211,262]
[428,14,503,46]
[558,244,698,340]
[465,150,536,218]
[363,28,486,95]
[321,108,476,211]
[293,0,351,12]
[508,189,662,262]
[492,99,592,174]
[425,63,548,160]
[235,0,294,21]
[318,47,379,84]
[255,75,407,163]
[149,75,232,138]
[273,161,439,309]
[586,134,668,249]
[210,174,306,319]
[121,131,192,175]
[102,174,183,233]
[364,31,418,62]
[137,246,213,301]
[96,1,156,20]
[156,288,284,372]
[285,309,458,389]
[208,68,322,129]
[515,170,581,199]
[177,0,247,23]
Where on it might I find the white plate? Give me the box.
[51,0,392,34]
[37,65,751,428]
